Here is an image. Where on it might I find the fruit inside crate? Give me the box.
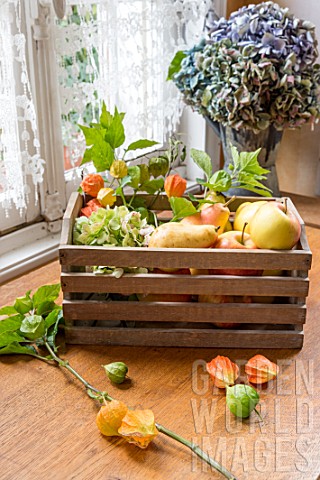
[59,193,312,348]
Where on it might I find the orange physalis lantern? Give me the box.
[245,354,279,384]
[164,174,187,198]
[206,355,239,388]
[118,409,158,449]
[81,199,102,217]
[96,400,128,437]
[80,173,104,197]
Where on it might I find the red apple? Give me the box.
[139,293,191,302]
[198,295,252,328]
[210,230,262,276]
[250,200,301,250]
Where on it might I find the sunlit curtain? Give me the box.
[0,0,44,212]
[54,0,213,168]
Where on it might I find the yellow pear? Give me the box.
[148,223,219,249]
[224,220,233,232]
[200,196,235,233]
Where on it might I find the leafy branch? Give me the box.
[167,146,272,222]
[191,146,272,197]
[0,285,238,480]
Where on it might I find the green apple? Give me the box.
[250,201,301,250]
[233,201,267,233]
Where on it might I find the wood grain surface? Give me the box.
[1,227,320,480]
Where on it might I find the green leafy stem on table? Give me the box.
[0,285,238,480]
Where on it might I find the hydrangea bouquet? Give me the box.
[168,1,320,133]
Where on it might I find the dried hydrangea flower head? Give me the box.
[169,1,320,133]
[206,1,318,70]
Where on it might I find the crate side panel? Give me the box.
[64,326,304,348]
[62,300,307,324]
[59,245,312,271]
[61,272,309,297]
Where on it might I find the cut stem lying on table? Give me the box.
[43,340,238,480]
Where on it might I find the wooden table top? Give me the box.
[1,227,320,480]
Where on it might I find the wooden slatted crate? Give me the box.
[59,192,312,348]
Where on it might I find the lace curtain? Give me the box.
[54,0,213,168]
[0,0,44,212]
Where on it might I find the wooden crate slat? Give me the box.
[64,326,304,349]
[61,272,309,297]
[59,245,311,271]
[60,192,83,246]
[63,299,306,324]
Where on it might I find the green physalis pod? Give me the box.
[138,164,150,184]
[226,384,260,419]
[103,362,128,384]
[148,157,169,177]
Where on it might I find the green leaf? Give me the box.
[127,166,141,189]
[33,284,61,309]
[189,194,216,207]
[130,196,147,209]
[14,294,33,315]
[233,184,272,197]
[0,315,23,334]
[238,149,270,175]
[209,170,232,192]
[126,139,159,152]
[231,145,240,170]
[46,310,63,349]
[0,331,27,347]
[0,306,17,316]
[100,101,113,129]
[81,141,114,172]
[104,107,125,149]
[191,149,213,180]
[44,308,62,330]
[79,125,106,147]
[117,175,132,190]
[170,197,197,221]
[167,50,187,81]
[36,301,59,317]
[0,342,37,356]
[235,172,272,197]
[20,315,46,340]
[140,178,164,194]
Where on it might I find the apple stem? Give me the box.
[224,195,236,208]
[284,198,287,214]
[241,222,248,245]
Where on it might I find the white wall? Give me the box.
[276,0,320,196]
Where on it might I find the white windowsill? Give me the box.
[0,229,60,285]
